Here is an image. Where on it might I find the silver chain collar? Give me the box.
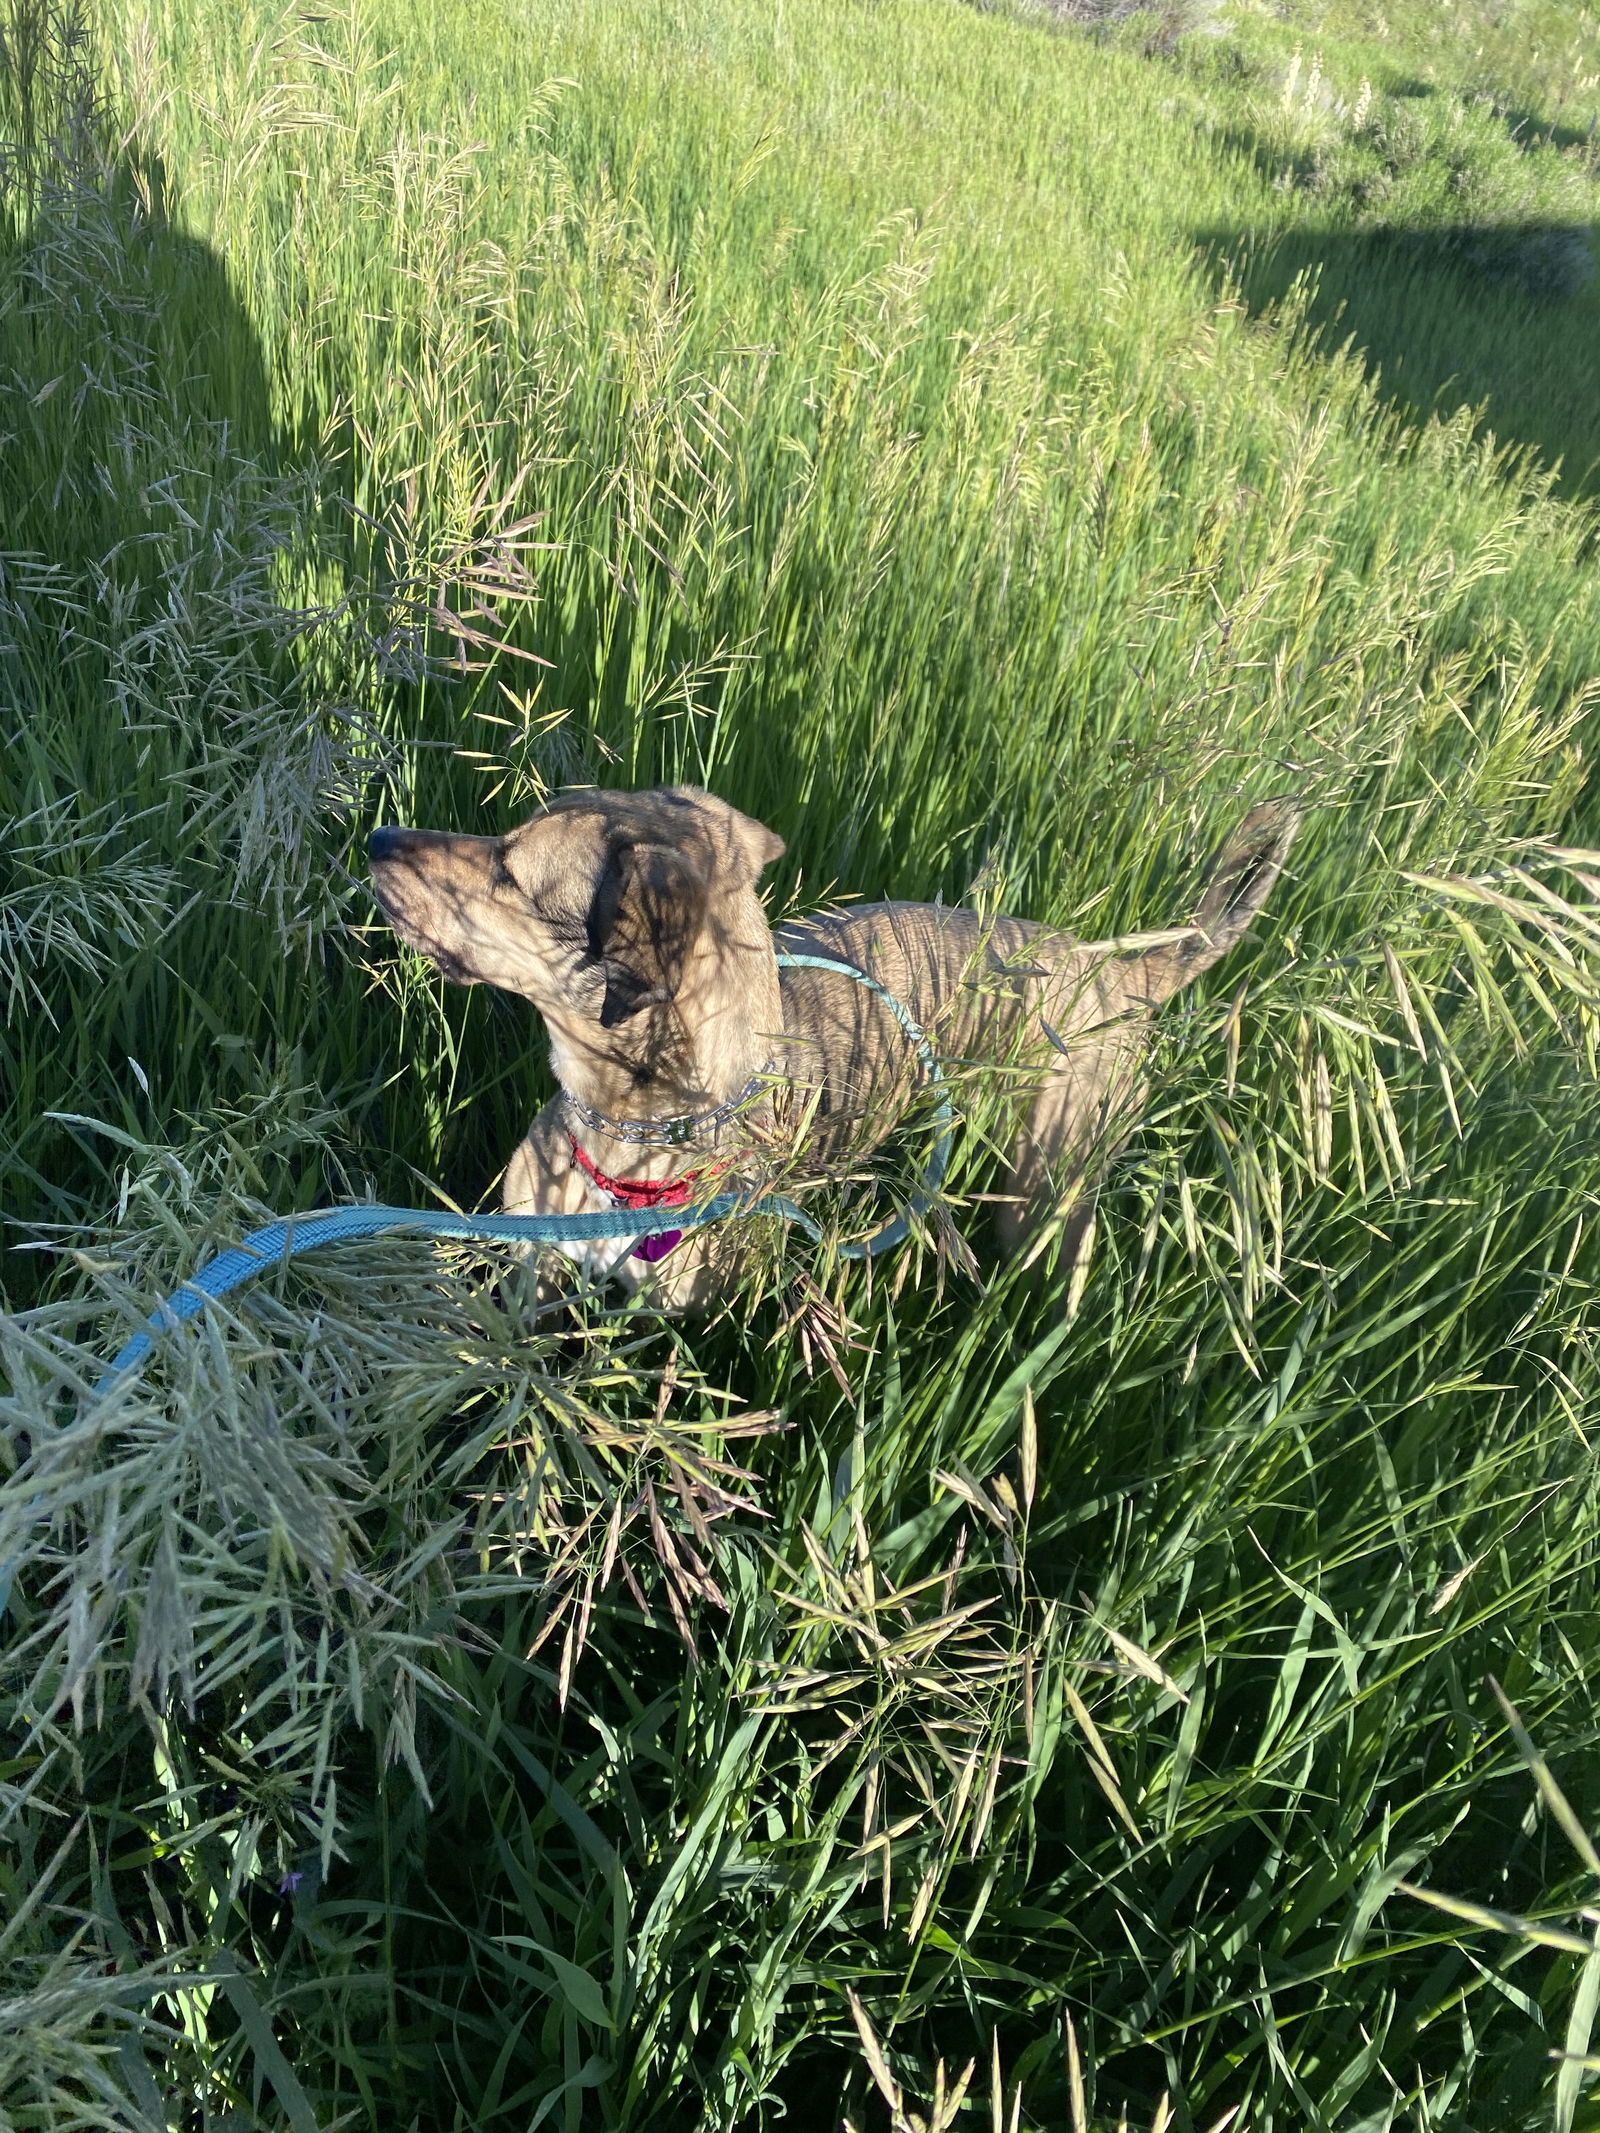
[562,1068,771,1149]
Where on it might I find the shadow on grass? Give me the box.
[1495,102,1600,159]
[0,0,309,1301]
[1381,74,1597,157]
[1195,215,1600,495]
[0,127,279,573]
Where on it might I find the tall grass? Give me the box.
[6,0,1600,2124]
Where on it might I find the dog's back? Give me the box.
[773,802,1298,1238]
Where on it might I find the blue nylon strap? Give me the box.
[99,1195,815,1381]
[95,951,953,1386]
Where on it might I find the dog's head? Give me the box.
[368,785,785,1039]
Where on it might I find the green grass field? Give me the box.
[6,0,1600,2123]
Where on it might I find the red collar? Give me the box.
[567,1135,715,1210]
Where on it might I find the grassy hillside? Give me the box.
[5,0,1600,2124]
[1181,0,1600,496]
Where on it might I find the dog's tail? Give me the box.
[1140,798,1300,1006]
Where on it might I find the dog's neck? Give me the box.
[544,893,784,1165]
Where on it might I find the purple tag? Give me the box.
[632,1228,682,1264]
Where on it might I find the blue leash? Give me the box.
[96,953,952,1384]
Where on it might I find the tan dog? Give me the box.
[369,787,1296,1308]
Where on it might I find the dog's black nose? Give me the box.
[368,825,409,865]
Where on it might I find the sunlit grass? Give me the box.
[5,0,1600,2123]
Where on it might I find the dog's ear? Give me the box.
[726,805,785,881]
[587,839,710,1026]
[712,797,789,878]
